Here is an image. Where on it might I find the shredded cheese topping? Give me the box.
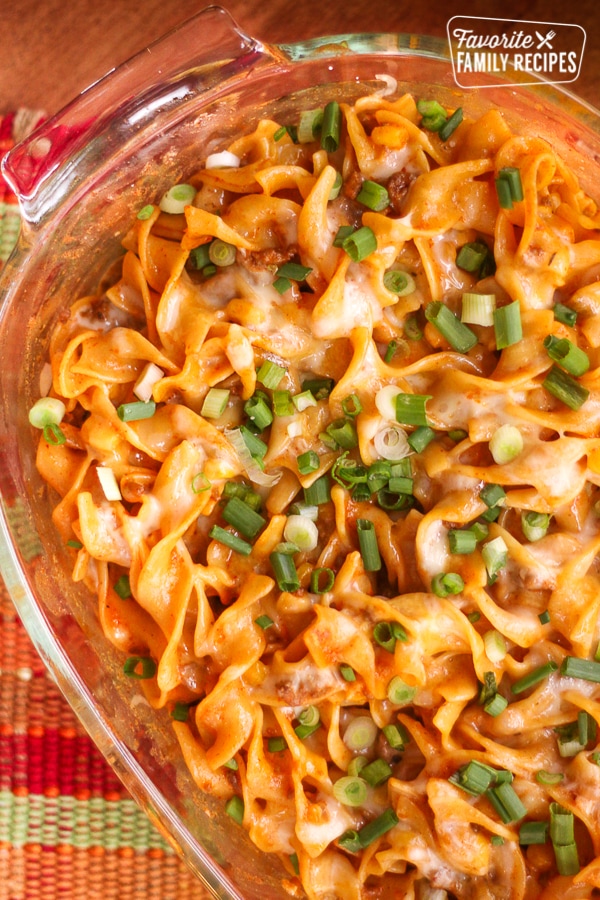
[34,88,600,899]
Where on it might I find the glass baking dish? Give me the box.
[1,7,600,898]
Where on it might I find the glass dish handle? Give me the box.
[1,6,280,223]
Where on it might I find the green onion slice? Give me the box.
[333,775,368,807]
[342,226,378,262]
[356,518,382,572]
[542,364,589,411]
[425,301,478,353]
[117,400,156,422]
[321,101,342,153]
[543,334,590,376]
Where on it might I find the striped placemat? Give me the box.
[0,111,212,900]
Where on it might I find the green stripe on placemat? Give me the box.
[0,200,19,264]
[0,791,174,852]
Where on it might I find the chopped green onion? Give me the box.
[404,314,423,341]
[395,393,432,427]
[292,389,317,411]
[481,536,509,579]
[342,226,378,262]
[484,693,508,717]
[43,422,66,445]
[201,388,230,419]
[225,795,244,825]
[452,760,497,796]
[511,660,558,695]
[356,518,382,572]
[267,736,287,753]
[383,270,416,296]
[543,334,590,377]
[66,539,83,549]
[519,821,549,846]
[244,394,273,430]
[159,183,195,214]
[117,400,156,422]
[239,425,268,462]
[257,360,286,389]
[189,244,211,269]
[489,424,523,464]
[461,292,496,327]
[272,389,294,417]
[273,275,292,294]
[480,483,506,508]
[255,614,275,630]
[483,629,507,664]
[486,781,527,823]
[209,239,236,267]
[223,481,262,510]
[329,170,343,200]
[341,394,362,417]
[202,263,217,278]
[337,830,362,853]
[332,776,368,807]
[535,770,564,785]
[276,262,313,281]
[344,809,399,851]
[550,804,580,875]
[270,551,300,592]
[283,514,318,551]
[356,180,389,211]
[387,675,416,705]
[469,521,489,543]
[298,706,320,729]
[303,475,330,506]
[382,722,410,750]
[297,450,319,474]
[302,377,334,399]
[209,525,253,556]
[29,397,66,429]
[479,671,498,705]
[494,300,522,350]
[340,664,356,682]
[522,511,550,542]
[495,167,524,209]
[373,621,408,652]
[310,567,335,594]
[137,204,155,220]
[439,107,463,141]
[114,574,131,599]
[431,572,465,597]
[360,758,392,788]
[553,302,577,327]
[407,425,435,453]
[332,455,368,489]
[223,496,266,540]
[326,418,358,449]
[171,701,192,722]
[560,656,600,682]
[417,98,446,118]
[542,364,589,411]
[384,340,398,363]
[295,719,321,739]
[425,301,478,353]
[333,225,355,248]
[343,716,378,753]
[538,610,551,625]
[448,528,478,555]
[456,240,493,275]
[553,842,580,877]
[123,656,157,679]
[320,101,341,153]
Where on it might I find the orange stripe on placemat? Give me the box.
[0,844,209,900]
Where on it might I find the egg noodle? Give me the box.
[31,85,600,899]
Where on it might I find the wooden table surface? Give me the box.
[2,0,600,116]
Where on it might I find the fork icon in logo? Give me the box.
[535,29,556,48]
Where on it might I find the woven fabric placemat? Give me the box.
[0,111,212,900]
